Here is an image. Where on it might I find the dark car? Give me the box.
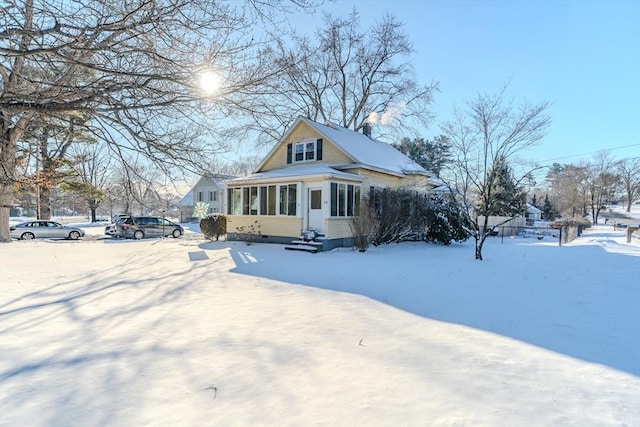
[120,216,183,239]
[10,221,85,240]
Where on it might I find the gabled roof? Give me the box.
[195,174,235,187]
[257,116,428,177]
[527,203,542,213]
[179,191,193,206]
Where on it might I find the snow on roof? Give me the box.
[226,163,366,185]
[280,117,428,177]
[527,203,542,213]
[179,191,193,206]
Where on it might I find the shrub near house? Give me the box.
[200,215,227,241]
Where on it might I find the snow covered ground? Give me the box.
[0,218,638,426]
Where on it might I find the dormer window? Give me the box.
[287,139,323,164]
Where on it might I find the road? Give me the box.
[600,209,639,227]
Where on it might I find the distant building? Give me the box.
[182,175,233,220]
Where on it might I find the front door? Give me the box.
[307,188,324,234]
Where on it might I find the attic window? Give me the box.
[294,141,316,161]
[287,139,323,163]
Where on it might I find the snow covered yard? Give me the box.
[0,224,638,426]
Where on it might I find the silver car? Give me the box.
[10,221,85,240]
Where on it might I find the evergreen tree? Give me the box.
[542,194,556,221]
[477,158,526,217]
[393,135,451,177]
[424,194,471,245]
[531,194,538,208]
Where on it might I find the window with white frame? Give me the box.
[209,191,217,202]
[330,182,360,217]
[295,140,316,161]
[287,139,323,163]
[227,184,297,216]
[197,191,203,202]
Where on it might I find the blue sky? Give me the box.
[295,0,640,166]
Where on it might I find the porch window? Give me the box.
[268,185,276,215]
[226,188,242,215]
[279,184,297,216]
[242,188,250,215]
[330,182,360,217]
[259,185,277,216]
[228,184,296,216]
[250,186,258,215]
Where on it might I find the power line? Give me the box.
[537,144,640,164]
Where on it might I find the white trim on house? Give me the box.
[226,164,365,186]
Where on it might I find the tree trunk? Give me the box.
[0,184,11,242]
[39,187,52,220]
[474,234,483,260]
[0,115,30,242]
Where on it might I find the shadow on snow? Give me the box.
[228,238,639,377]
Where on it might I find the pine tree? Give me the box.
[477,158,526,217]
[393,136,451,177]
[542,194,556,221]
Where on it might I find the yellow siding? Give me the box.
[261,143,289,171]
[400,174,429,190]
[227,215,303,238]
[260,122,352,172]
[340,167,402,190]
[325,218,354,239]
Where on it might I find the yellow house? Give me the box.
[225,116,437,250]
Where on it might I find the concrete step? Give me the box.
[284,244,319,253]
[290,239,324,247]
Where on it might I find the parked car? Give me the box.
[119,216,184,239]
[10,221,85,240]
[104,215,131,238]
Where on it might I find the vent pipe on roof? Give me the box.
[362,122,371,137]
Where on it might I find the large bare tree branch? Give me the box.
[0,0,321,241]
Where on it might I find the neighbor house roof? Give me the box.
[179,191,193,206]
[257,116,429,178]
[527,203,542,214]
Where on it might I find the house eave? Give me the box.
[334,163,408,178]
[225,171,366,186]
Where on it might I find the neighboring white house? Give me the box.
[526,203,543,222]
[184,175,232,218]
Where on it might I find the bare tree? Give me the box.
[585,151,619,224]
[63,142,112,222]
[233,10,437,144]
[442,87,551,260]
[546,163,589,218]
[615,157,640,212]
[0,0,319,241]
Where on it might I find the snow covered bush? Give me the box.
[200,214,227,241]
[350,197,375,252]
[424,194,471,245]
[351,188,470,248]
